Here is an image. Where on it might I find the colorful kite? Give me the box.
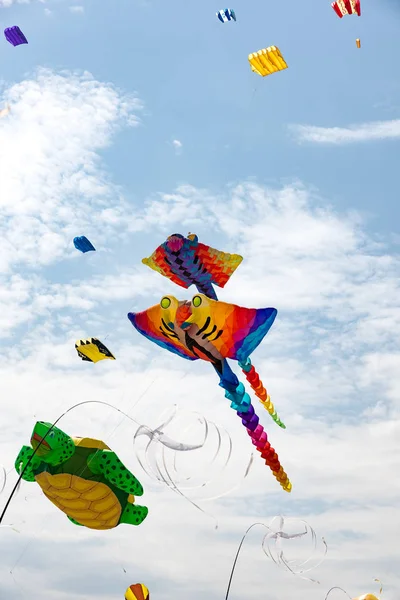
[75,338,115,363]
[4,26,28,46]
[125,584,150,600]
[73,236,96,253]
[15,422,148,530]
[331,0,361,17]
[128,294,290,491]
[217,8,236,22]
[142,233,242,301]
[248,46,288,77]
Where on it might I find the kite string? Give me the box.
[225,522,266,600]
[324,587,352,600]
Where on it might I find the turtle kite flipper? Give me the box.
[68,515,84,526]
[89,449,144,496]
[120,503,148,526]
[15,445,43,482]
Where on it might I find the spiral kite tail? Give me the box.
[238,403,292,492]
[239,359,286,429]
[224,382,291,492]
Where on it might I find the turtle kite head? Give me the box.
[30,422,75,466]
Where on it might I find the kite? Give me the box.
[356,38,361,48]
[331,0,361,17]
[4,26,28,47]
[73,236,96,253]
[248,46,288,77]
[354,597,379,600]
[217,8,236,22]
[125,584,150,600]
[75,338,115,363]
[128,294,291,492]
[15,421,148,530]
[142,233,242,301]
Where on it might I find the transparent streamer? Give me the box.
[134,405,254,502]
[225,517,327,599]
[263,515,327,583]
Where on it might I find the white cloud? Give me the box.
[1,70,400,599]
[0,68,142,278]
[289,119,400,144]
[69,5,84,12]
[0,0,30,5]
[172,139,183,154]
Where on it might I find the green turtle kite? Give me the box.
[15,421,148,530]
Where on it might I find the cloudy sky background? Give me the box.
[1,0,400,599]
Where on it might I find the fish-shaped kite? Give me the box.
[142,233,242,300]
[128,294,290,492]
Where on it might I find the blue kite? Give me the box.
[73,236,96,253]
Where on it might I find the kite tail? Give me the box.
[224,381,291,493]
[239,358,286,429]
[194,280,218,300]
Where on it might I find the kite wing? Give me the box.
[142,245,191,289]
[75,338,115,363]
[128,301,198,361]
[183,294,277,362]
[4,26,28,46]
[125,584,150,600]
[248,46,287,77]
[195,242,242,288]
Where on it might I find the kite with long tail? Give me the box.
[132,234,291,492]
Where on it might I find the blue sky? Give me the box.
[1,1,400,599]
[2,0,400,225]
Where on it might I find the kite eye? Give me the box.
[192,295,202,307]
[161,297,171,309]
[48,431,55,438]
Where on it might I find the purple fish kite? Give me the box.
[4,26,28,47]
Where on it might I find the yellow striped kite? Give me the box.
[248,46,287,77]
